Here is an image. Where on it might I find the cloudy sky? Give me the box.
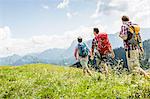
[0,0,150,57]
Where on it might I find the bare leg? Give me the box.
[102,63,108,75]
[104,63,108,75]
[136,67,150,78]
[86,68,92,76]
[83,68,86,75]
[96,59,101,72]
[80,56,92,76]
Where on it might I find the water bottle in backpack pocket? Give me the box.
[78,43,88,57]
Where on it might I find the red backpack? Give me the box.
[95,33,111,55]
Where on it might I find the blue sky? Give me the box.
[0,0,97,38]
[0,0,150,57]
[1,0,150,38]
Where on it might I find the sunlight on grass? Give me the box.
[0,64,149,98]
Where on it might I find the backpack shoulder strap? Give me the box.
[83,42,86,46]
[130,25,135,33]
[82,42,87,49]
[77,43,81,48]
[78,43,85,48]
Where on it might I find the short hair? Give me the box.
[93,28,99,34]
[122,15,129,21]
[77,36,82,43]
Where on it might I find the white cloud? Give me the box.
[66,12,72,18]
[1,0,150,57]
[0,25,105,57]
[0,26,11,40]
[91,0,127,19]
[90,0,150,32]
[91,0,101,18]
[57,0,69,9]
[66,12,78,19]
[42,5,49,9]
[126,0,150,27]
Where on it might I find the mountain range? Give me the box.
[0,28,150,66]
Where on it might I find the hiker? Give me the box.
[88,55,98,71]
[74,36,92,76]
[119,15,149,78]
[90,28,115,75]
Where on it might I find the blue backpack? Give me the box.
[78,43,89,57]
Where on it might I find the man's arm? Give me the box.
[110,48,115,59]
[119,25,128,40]
[138,33,144,53]
[90,39,96,59]
[90,39,96,56]
[74,47,78,60]
[108,45,115,58]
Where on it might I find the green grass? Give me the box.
[0,64,150,99]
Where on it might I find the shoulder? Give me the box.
[76,43,80,48]
[128,21,133,25]
[92,38,96,42]
[75,45,78,49]
[99,32,107,36]
[98,33,108,38]
[121,24,128,28]
[121,24,128,31]
[99,32,107,34]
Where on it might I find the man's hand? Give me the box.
[119,34,127,40]
[110,49,115,59]
[90,51,94,60]
[139,48,144,58]
[141,47,144,53]
[112,53,115,59]
[75,57,78,60]
[90,55,94,60]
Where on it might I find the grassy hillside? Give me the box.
[0,64,150,98]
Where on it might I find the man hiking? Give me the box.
[74,36,92,76]
[90,28,115,75]
[119,15,149,78]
